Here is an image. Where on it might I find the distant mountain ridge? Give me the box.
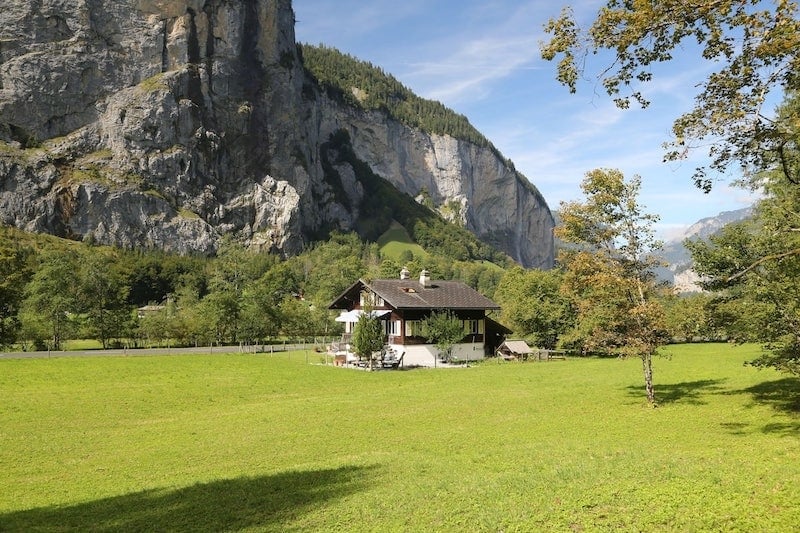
[659,207,753,291]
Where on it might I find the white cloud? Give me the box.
[406,37,541,104]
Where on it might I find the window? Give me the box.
[386,320,401,336]
[405,320,421,337]
[359,291,384,307]
[464,319,484,335]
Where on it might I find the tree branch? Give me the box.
[726,247,800,282]
[777,142,800,185]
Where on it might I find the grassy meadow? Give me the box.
[1,344,799,531]
[377,222,428,261]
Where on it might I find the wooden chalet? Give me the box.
[329,268,509,367]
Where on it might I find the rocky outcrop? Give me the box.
[658,207,753,292]
[0,0,553,267]
[314,104,553,267]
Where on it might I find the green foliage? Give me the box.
[0,236,34,347]
[290,232,373,306]
[376,257,402,279]
[687,92,800,376]
[351,312,385,366]
[125,250,208,307]
[557,170,669,404]
[420,310,465,362]
[137,305,176,348]
[494,267,574,349]
[373,225,505,294]
[541,1,800,191]
[687,198,800,375]
[19,249,83,350]
[1,220,509,349]
[376,222,427,262]
[661,293,718,342]
[2,345,799,531]
[78,252,133,348]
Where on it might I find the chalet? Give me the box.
[329,268,509,367]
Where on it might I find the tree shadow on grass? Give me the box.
[1,464,375,533]
[625,379,727,405]
[717,378,800,436]
[741,378,800,414]
[738,378,800,435]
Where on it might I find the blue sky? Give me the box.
[293,0,761,240]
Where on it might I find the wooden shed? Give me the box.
[496,340,533,360]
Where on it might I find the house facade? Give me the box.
[329,268,509,367]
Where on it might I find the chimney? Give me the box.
[419,269,431,288]
[400,267,410,280]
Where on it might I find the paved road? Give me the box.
[0,343,320,360]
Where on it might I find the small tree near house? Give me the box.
[351,311,385,371]
[421,310,465,364]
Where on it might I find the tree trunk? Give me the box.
[642,352,656,406]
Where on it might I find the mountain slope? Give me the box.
[0,0,554,268]
[659,207,753,291]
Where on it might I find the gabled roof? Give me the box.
[499,340,533,354]
[329,278,500,311]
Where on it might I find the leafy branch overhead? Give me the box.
[686,94,800,376]
[541,1,800,190]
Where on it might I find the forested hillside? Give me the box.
[301,44,500,156]
[2,219,759,358]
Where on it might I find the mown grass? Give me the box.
[377,221,427,261]
[1,344,798,531]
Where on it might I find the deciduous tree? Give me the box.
[688,165,800,375]
[20,250,82,350]
[661,293,715,342]
[557,169,669,405]
[494,267,574,349]
[420,310,466,364]
[351,310,385,370]
[0,242,32,347]
[78,252,132,348]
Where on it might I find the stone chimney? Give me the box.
[419,269,431,288]
[400,267,410,280]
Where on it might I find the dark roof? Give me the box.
[329,278,500,311]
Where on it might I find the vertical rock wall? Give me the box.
[0,0,553,268]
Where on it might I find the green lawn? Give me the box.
[1,344,798,531]
[377,221,427,261]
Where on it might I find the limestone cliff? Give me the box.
[0,0,554,268]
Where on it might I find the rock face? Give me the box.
[658,207,753,292]
[0,0,554,268]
